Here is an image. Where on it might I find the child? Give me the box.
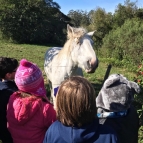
[43,76,118,143]
[0,57,19,143]
[96,74,140,143]
[7,59,56,143]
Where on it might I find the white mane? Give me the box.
[57,27,86,60]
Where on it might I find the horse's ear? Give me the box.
[86,31,96,37]
[67,24,73,35]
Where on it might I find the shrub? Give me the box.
[133,61,143,142]
[101,18,143,66]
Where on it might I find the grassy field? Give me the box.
[0,42,48,70]
[0,41,142,142]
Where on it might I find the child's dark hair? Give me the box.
[0,57,18,78]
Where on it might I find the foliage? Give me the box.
[134,61,143,110]
[87,8,113,50]
[135,62,143,87]
[135,8,143,19]
[67,10,90,27]
[0,0,70,45]
[133,61,143,142]
[101,18,143,67]
[113,0,138,28]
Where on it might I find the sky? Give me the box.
[53,0,143,15]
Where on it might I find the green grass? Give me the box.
[0,41,50,81]
[0,42,49,71]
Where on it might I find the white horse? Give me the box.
[44,24,98,103]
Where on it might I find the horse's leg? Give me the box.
[48,80,57,108]
[47,80,54,103]
[52,88,56,109]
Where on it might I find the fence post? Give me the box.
[102,64,112,86]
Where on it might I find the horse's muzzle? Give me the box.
[86,59,99,73]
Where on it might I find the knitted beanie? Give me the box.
[96,74,140,112]
[15,59,46,97]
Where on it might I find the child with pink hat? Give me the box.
[7,59,56,143]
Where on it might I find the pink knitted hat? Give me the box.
[15,59,46,97]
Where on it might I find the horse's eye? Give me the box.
[77,40,82,45]
[74,37,80,44]
[78,38,82,45]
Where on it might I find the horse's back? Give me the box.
[44,47,62,80]
[44,47,62,67]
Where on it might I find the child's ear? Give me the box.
[5,72,13,80]
[5,73,11,78]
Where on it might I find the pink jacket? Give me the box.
[7,92,56,143]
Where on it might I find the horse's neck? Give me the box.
[56,39,74,65]
[54,39,77,76]
[58,39,72,56]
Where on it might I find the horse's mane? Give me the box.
[67,27,86,39]
[57,27,87,59]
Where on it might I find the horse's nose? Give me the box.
[87,58,99,73]
[93,58,98,69]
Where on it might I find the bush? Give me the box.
[101,18,143,66]
[133,61,143,142]
[134,61,143,106]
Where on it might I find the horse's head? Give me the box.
[67,24,98,73]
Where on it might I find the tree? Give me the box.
[113,0,138,28]
[0,0,70,44]
[67,10,90,27]
[135,8,143,19]
[88,7,113,50]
